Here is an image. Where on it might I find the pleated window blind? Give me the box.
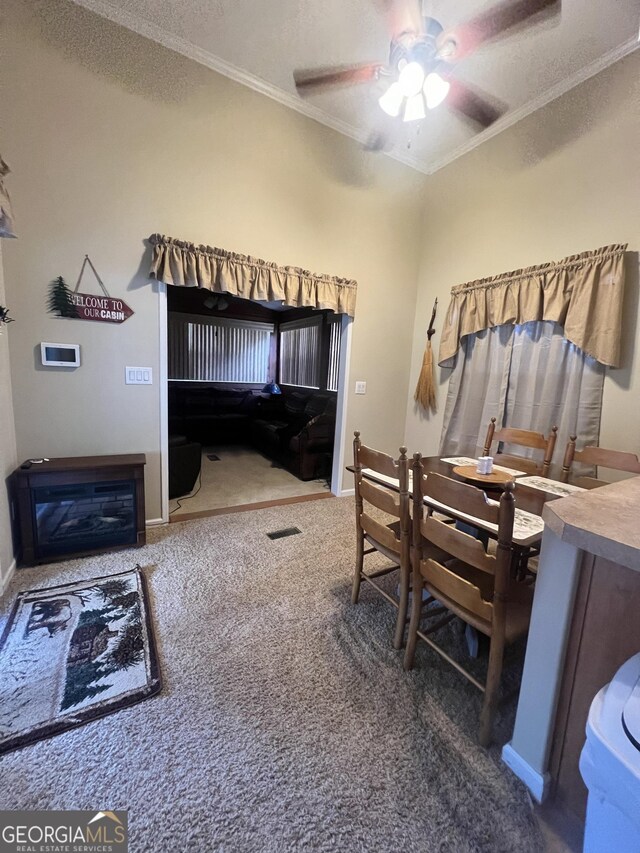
[327,318,342,392]
[279,317,322,389]
[168,312,274,383]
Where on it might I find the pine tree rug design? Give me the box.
[0,567,161,754]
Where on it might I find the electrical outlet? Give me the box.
[125,366,153,385]
[355,381,367,395]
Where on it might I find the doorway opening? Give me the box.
[162,285,351,521]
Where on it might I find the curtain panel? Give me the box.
[439,244,627,368]
[148,234,358,318]
[440,322,605,476]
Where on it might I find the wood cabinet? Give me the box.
[549,551,640,820]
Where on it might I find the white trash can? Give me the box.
[580,652,640,853]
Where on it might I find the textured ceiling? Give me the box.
[73,0,639,173]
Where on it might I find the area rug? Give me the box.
[0,566,160,755]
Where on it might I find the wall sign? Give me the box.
[70,292,134,324]
[47,256,134,324]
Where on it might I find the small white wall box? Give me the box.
[40,342,81,368]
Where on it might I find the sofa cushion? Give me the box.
[304,394,329,418]
[284,392,309,416]
[253,418,288,432]
[215,388,249,411]
[184,389,217,415]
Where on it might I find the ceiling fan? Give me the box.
[293,0,561,146]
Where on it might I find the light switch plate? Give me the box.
[125,366,153,385]
[355,381,367,395]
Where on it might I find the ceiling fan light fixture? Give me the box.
[397,61,425,97]
[403,93,426,123]
[423,72,450,109]
[378,82,404,118]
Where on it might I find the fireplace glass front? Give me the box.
[32,480,137,559]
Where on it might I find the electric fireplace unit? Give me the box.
[11,454,146,567]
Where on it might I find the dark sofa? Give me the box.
[169,384,336,481]
[251,391,336,480]
[168,385,262,445]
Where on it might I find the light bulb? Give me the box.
[403,93,426,122]
[398,61,425,97]
[423,72,450,109]
[378,82,404,118]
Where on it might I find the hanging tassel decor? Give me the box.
[414,298,438,413]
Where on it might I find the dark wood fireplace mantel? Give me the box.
[11,454,146,567]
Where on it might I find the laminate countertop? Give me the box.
[542,475,640,570]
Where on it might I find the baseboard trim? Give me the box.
[0,558,17,597]
[339,488,355,498]
[169,491,333,523]
[502,742,551,803]
[145,517,166,527]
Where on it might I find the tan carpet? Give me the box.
[170,445,330,517]
[0,498,543,852]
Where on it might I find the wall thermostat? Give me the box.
[40,342,81,368]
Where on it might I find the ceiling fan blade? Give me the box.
[437,0,560,62]
[294,63,383,94]
[446,79,507,129]
[375,0,424,40]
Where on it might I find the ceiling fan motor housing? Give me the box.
[390,17,444,73]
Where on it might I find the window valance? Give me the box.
[438,244,627,368]
[148,234,357,318]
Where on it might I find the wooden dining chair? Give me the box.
[560,436,640,488]
[352,432,442,650]
[404,458,534,746]
[483,418,558,476]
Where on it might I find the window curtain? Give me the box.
[439,245,626,369]
[503,323,605,472]
[440,325,513,457]
[438,244,625,475]
[148,234,357,318]
[440,321,605,476]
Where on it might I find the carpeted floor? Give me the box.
[0,497,544,852]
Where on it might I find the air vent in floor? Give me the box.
[266,527,301,540]
[207,454,220,461]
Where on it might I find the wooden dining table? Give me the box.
[348,454,586,565]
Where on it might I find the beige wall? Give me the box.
[5,1,635,528]
[1,0,426,519]
[405,51,640,461]
[0,245,19,589]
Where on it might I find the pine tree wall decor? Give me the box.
[47,276,79,319]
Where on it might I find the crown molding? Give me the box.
[425,36,639,175]
[69,0,427,172]
[69,0,638,177]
